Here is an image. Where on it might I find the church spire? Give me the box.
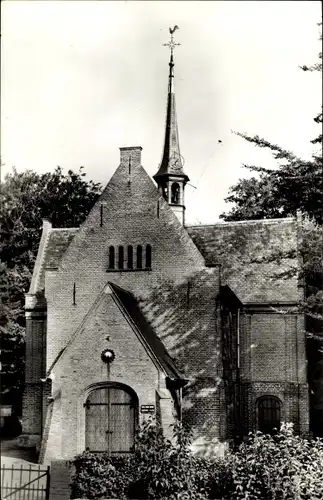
[154,26,189,225]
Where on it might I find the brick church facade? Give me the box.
[21,33,309,462]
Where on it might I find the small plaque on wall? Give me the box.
[140,404,155,414]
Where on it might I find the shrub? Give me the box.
[71,419,211,499]
[227,423,323,500]
[194,456,233,500]
[127,418,208,499]
[70,452,131,499]
[70,422,323,500]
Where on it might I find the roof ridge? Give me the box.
[29,224,52,293]
[187,217,295,228]
[50,227,79,232]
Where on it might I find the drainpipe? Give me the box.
[237,309,240,370]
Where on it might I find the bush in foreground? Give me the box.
[229,423,323,500]
[70,421,323,499]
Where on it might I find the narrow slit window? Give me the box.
[108,246,115,269]
[127,245,133,269]
[136,245,143,269]
[145,244,152,269]
[118,246,124,269]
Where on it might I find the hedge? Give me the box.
[70,421,323,500]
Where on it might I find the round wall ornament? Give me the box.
[101,348,115,364]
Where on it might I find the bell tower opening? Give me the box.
[171,183,180,204]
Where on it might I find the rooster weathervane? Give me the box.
[163,25,181,55]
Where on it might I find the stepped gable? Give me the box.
[187,217,300,304]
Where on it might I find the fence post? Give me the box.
[45,466,51,499]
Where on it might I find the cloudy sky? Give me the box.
[1,1,321,224]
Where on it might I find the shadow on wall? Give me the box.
[137,268,227,456]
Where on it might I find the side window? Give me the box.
[108,246,115,269]
[127,245,133,269]
[136,245,143,269]
[118,246,124,270]
[145,244,152,269]
[257,396,281,435]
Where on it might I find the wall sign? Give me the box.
[140,404,155,414]
[0,406,12,417]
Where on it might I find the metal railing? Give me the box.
[1,464,50,500]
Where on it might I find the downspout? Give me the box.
[236,308,241,439]
[237,309,240,371]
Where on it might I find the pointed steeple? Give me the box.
[154,26,189,225]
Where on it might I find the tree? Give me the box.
[0,166,101,413]
[221,136,322,224]
[220,23,323,436]
[221,23,322,224]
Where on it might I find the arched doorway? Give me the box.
[85,384,138,454]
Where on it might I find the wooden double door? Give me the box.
[85,386,137,454]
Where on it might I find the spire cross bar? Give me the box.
[163,26,181,56]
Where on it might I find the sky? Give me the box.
[1,1,322,224]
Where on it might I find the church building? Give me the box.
[21,30,309,462]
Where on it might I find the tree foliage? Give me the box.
[0,166,101,411]
[221,136,322,225]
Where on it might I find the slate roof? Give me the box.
[44,229,79,269]
[109,282,183,380]
[29,227,79,293]
[187,218,300,304]
[30,215,300,306]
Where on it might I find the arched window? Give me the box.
[257,396,281,435]
[171,183,180,204]
[127,245,133,269]
[108,246,115,269]
[145,244,152,269]
[136,245,143,269]
[118,246,124,269]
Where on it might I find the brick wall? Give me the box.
[139,267,225,450]
[239,307,309,434]
[49,460,73,500]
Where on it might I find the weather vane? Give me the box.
[163,25,181,55]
